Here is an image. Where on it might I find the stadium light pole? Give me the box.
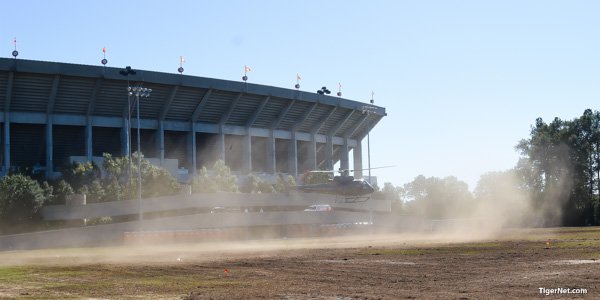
[360,101,377,226]
[360,101,377,185]
[119,67,136,185]
[128,86,152,228]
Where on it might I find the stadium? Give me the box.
[0,57,385,181]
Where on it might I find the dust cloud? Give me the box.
[0,231,521,267]
[0,164,574,263]
[381,165,572,241]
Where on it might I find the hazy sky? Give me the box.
[2,1,599,189]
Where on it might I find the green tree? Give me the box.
[52,180,74,205]
[213,160,238,192]
[192,160,238,193]
[142,164,180,197]
[85,180,106,203]
[402,175,474,219]
[516,110,600,226]
[62,161,98,191]
[258,181,275,193]
[102,153,130,183]
[274,175,296,193]
[245,174,261,193]
[474,170,532,227]
[0,174,46,223]
[244,174,275,193]
[101,152,180,199]
[41,181,54,205]
[373,182,400,201]
[104,178,124,201]
[192,166,217,193]
[372,182,403,213]
[302,171,331,184]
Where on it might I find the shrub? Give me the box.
[86,180,106,203]
[274,175,296,193]
[62,161,98,191]
[102,153,130,183]
[53,180,74,205]
[41,181,54,204]
[0,174,46,223]
[213,160,238,192]
[87,216,112,225]
[302,171,330,184]
[102,152,180,199]
[245,174,274,193]
[104,178,124,201]
[142,164,180,197]
[192,166,217,193]
[192,161,240,193]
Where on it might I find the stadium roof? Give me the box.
[0,58,385,141]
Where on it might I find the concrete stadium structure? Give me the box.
[0,57,385,180]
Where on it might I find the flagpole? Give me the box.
[242,65,250,91]
[12,37,18,59]
[101,47,108,74]
[178,56,185,74]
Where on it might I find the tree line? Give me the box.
[376,109,600,226]
[515,109,600,226]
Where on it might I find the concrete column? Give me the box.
[121,117,130,157]
[218,127,225,161]
[3,72,12,174]
[188,124,197,176]
[340,139,350,176]
[85,118,93,161]
[288,131,298,177]
[325,135,333,171]
[45,119,53,179]
[3,113,9,172]
[157,120,165,166]
[243,132,252,174]
[307,134,317,171]
[353,141,363,179]
[266,130,276,174]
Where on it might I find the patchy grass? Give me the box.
[550,239,600,248]
[361,247,477,256]
[0,266,31,281]
[507,227,600,242]
[460,250,485,255]
[450,242,503,248]
[363,248,433,255]
[362,241,502,256]
[0,264,249,299]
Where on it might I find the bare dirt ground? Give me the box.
[0,227,599,299]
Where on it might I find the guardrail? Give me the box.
[0,211,371,250]
[41,192,391,221]
[0,193,391,251]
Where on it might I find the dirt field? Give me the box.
[0,227,598,299]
